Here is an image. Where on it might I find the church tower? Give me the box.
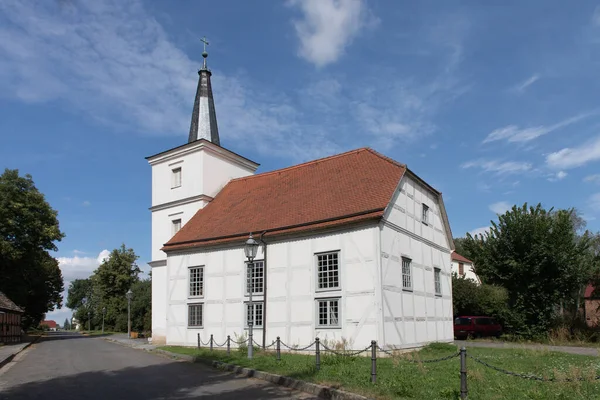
[146,39,259,344]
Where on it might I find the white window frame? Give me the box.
[188,266,204,298]
[402,257,412,291]
[434,268,442,296]
[172,219,182,236]
[244,260,265,296]
[316,298,341,328]
[245,301,264,328]
[315,251,341,292]
[422,204,429,225]
[188,303,203,328]
[171,167,182,189]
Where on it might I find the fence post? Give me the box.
[227,335,231,356]
[460,347,468,399]
[371,340,377,383]
[315,337,321,371]
[197,333,200,349]
[276,337,281,361]
[210,334,214,352]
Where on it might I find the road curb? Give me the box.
[152,348,371,400]
[0,335,41,370]
[104,339,370,400]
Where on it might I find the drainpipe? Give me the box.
[259,231,267,349]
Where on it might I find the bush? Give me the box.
[452,274,510,327]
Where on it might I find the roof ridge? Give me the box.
[364,148,407,169]
[229,147,373,182]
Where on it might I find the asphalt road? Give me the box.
[0,332,316,399]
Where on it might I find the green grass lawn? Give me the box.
[160,342,600,400]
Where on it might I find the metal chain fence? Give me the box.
[194,334,599,399]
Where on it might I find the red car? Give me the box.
[454,316,502,340]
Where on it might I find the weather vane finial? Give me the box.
[200,36,209,69]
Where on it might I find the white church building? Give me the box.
[147,49,455,350]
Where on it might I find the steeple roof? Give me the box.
[188,38,220,145]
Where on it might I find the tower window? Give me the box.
[171,167,182,188]
[172,219,182,235]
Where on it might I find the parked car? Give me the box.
[454,316,502,340]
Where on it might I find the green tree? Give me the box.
[94,245,140,331]
[0,169,64,328]
[130,279,151,332]
[453,237,467,256]
[463,203,598,338]
[63,318,70,330]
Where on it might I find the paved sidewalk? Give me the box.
[104,334,157,351]
[0,338,36,369]
[455,340,600,357]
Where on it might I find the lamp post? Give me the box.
[244,233,259,359]
[126,289,133,339]
[87,310,91,332]
[102,307,106,334]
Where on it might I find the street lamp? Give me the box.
[88,310,91,332]
[102,307,106,334]
[244,233,259,359]
[126,289,133,339]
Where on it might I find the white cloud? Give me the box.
[461,159,532,175]
[546,134,600,170]
[469,226,490,237]
[547,170,568,182]
[589,193,600,212]
[593,6,600,26]
[489,201,511,215]
[483,112,594,144]
[584,174,600,184]
[512,74,539,93]
[288,0,377,67]
[82,200,91,207]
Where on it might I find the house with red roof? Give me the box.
[146,51,455,350]
[41,320,58,331]
[451,252,481,284]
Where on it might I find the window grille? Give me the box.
[317,298,340,327]
[402,257,412,290]
[317,252,339,290]
[189,266,204,297]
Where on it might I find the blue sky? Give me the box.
[2,0,600,323]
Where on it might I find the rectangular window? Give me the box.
[458,262,464,276]
[188,304,203,327]
[172,219,182,235]
[171,167,182,188]
[317,252,340,290]
[402,257,412,290]
[434,268,442,296]
[422,204,429,225]
[316,298,340,327]
[245,260,264,295]
[246,302,264,328]
[189,266,204,298]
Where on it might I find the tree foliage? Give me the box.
[67,245,150,333]
[462,203,600,338]
[0,169,64,327]
[452,274,509,323]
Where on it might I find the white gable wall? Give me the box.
[380,174,453,348]
[164,225,382,349]
[451,260,481,284]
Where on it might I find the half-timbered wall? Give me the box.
[164,225,382,349]
[380,175,453,348]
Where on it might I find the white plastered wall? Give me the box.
[164,225,382,349]
[380,175,454,348]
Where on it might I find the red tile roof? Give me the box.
[41,320,57,328]
[164,148,407,251]
[452,251,473,264]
